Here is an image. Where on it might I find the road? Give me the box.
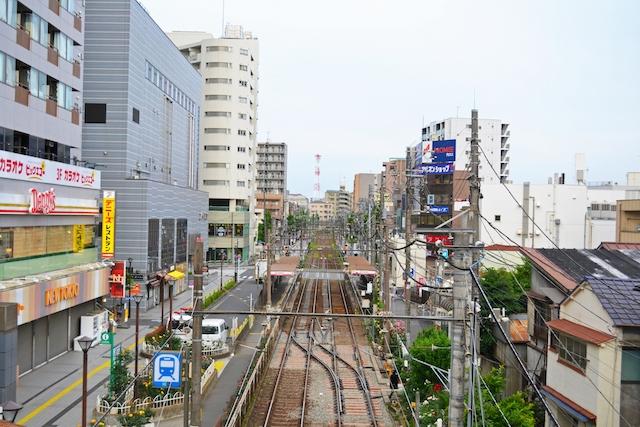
[15,266,257,427]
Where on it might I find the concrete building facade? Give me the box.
[0,0,113,398]
[168,26,259,262]
[82,0,208,308]
[256,142,287,224]
[422,117,511,184]
[616,199,640,243]
[353,173,377,212]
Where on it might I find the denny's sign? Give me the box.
[45,283,80,305]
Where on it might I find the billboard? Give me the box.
[419,163,455,175]
[0,150,100,189]
[109,261,127,298]
[432,139,456,163]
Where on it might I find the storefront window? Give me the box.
[0,229,13,259]
[176,219,187,263]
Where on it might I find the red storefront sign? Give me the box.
[28,188,56,214]
[425,234,453,246]
[109,261,127,298]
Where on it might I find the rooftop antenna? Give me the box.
[314,154,321,199]
[473,89,477,109]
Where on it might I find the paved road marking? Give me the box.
[18,339,140,425]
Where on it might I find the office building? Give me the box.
[0,0,112,397]
[168,25,259,262]
[82,0,208,308]
[616,199,640,243]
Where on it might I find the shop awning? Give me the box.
[167,270,185,280]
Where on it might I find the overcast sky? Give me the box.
[142,0,640,197]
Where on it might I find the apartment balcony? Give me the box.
[46,98,58,116]
[49,0,60,15]
[16,26,31,50]
[501,156,510,164]
[73,61,81,78]
[14,85,29,106]
[71,107,80,125]
[501,143,510,151]
[48,46,59,66]
[501,130,511,138]
[74,13,82,32]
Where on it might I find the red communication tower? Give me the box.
[313,154,321,199]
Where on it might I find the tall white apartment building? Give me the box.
[421,117,511,184]
[169,25,259,262]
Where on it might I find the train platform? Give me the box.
[345,255,378,276]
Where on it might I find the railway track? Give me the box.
[247,237,387,426]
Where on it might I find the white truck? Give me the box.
[255,259,267,284]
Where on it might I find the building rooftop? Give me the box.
[584,277,640,327]
[521,248,640,292]
[547,319,615,344]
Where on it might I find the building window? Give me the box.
[206,62,232,68]
[622,349,640,382]
[533,300,551,340]
[132,108,140,123]
[239,64,248,71]
[237,181,245,187]
[237,146,246,153]
[553,333,587,370]
[238,113,247,120]
[205,95,231,101]
[238,130,247,136]
[206,46,232,52]
[204,128,231,134]
[494,215,501,221]
[238,97,247,103]
[160,218,175,268]
[239,80,248,87]
[175,219,187,263]
[204,145,230,151]
[239,48,248,56]
[0,229,13,259]
[203,180,230,186]
[204,162,228,169]
[205,111,231,117]
[85,103,107,123]
[237,164,246,169]
[206,78,232,84]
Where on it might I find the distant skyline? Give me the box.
[143,0,640,197]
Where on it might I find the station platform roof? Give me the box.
[345,256,378,276]
[271,256,300,277]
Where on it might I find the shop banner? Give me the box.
[109,261,126,298]
[425,234,454,246]
[419,163,455,175]
[0,268,110,325]
[101,190,116,258]
[73,224,85,252]
[0,150,100,189]
[429,205,450,214]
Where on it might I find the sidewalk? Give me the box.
[15,266,254,427]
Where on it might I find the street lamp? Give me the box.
[133,293,144,399]
[0,400,22,423]
[78,336,94,427]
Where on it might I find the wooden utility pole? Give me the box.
[190,236,204,426]
[380,169,391,310]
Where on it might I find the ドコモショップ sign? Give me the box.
[0,151,101,189]
[29,188,56,214]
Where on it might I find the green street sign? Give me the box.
[100,331,114,345]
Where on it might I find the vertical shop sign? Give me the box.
[101,190,116,258]
[73,224,84,252]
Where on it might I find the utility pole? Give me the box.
[448,238,472,427]
[380,168,391,310]
[404,147,412,337]
[469,109,481,255]
[190,236,204,426]
[264,143,272,308]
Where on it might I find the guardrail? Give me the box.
[224,318,281,427]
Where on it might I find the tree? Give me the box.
[405,327,451,398]
[257,210,272,243]
[108,350,133,402]
[479,261,531,355]
[478,367,535,427]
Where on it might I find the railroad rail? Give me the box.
[246,237,386,426]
